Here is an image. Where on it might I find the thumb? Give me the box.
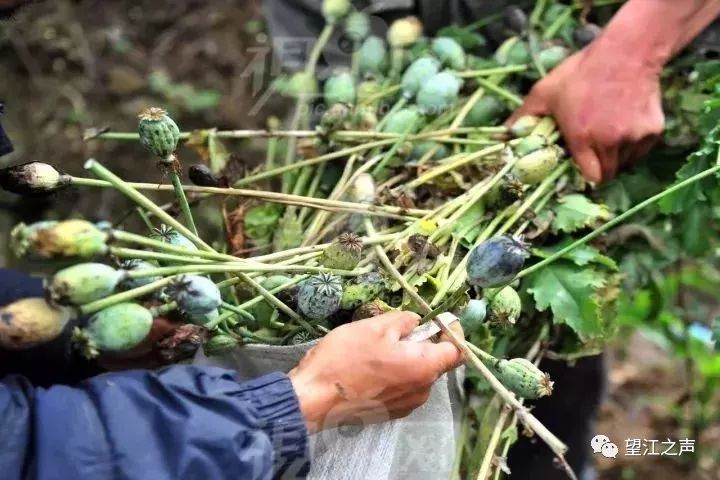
[366,311,421,339]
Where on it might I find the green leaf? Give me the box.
[525,261,609,341]
[244,204,283,242]
[437,26,486,50]
[551,194,611,233]
[533,242,617,270]
[453,200,485,246]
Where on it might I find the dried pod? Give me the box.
[0,162,70,196]
[188,164,221,187]
[321,232,363,270]
[0,298,72,349]
[387,16,423,48]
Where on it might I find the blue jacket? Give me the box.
[0,269,310,480]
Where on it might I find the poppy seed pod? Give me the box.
[298,273,343,320]
[0,298,73,349]
[321,232,363,270]
[137,107,181,159]
[322,0,351,25]
[0,162,71,196]
[12,219,109,259]
[47,263,123,306]
[387,16,423,48]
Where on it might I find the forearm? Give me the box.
[594,0,720,74]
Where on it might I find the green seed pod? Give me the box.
[340,272,387,310]
[431,37,466,69]
[286,71,319,98]
[511,145,562,185]
[509,114,541,137]
[137,107,181,159]
[410,141,449,161]
[322,0,351,24]
[351,299,393,321]
[86,303,153,352]
[344,11,371,42]
[203,334,240,356]
[459,299,487,333]
[491,357,554,399]
[298,273,343,320]
[538,45,570,71]
[187,308,219,327]
[463,96,505,127]
[351,107,378,131]
[48,263,123,306]
[495,37,530,66]
[487,286,522,325]
[387,16,423,48]
[152,225,198,264]
[321,232,363,270]
[401,56,440,99]
[416,71,462,115]
[119,259,162,291]
[14,219,109,259]
[381,106,425,134]
[514,134,548,157]
[358,36,388,76]
[0,298,72,349]
[324,72,356,106]
[0,162,71,197]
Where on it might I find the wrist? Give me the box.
[289,368,337,433]
[592,0,680,76]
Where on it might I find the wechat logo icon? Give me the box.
[591,434,618,459]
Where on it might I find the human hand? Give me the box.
[288,311,464,433]
[509,39,664,184]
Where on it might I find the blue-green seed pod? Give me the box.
[459,299,487,333]
[119,259,162,291]
[340,272,387,310]
[298,273,343,320]
[152,225,198,264]
[286,71,319,98]
[466,236,528,288]
[511,145,562,185]
[48,263,123,306]
[381,106,425,134]
[416,71,462,115]
[187,308,219,327]
[86,303,153,352]
[344,11,371,42]
[463,96,505,127]
[401,56,440,99]
[538,45,570,71]
[137,107,181,158]
[358,36,388,76]
[324,72,356,106]
[431,37,466,69]
[168,275,222,316]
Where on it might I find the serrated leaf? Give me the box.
[533,242,618,270]
[525,261,608,341]
[551,194,611,233]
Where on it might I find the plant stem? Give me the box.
[474,78,523,107]
[109,246,214,264]
[169,167,198,235]
[236,273,304,324]
[126,263,367,279]
[458,65,529,78]
[84,159,215,252]
[519,162,720,279]
[111,230,240,263]
[80,276,178,315]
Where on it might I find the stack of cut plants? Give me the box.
[1,1,719,479]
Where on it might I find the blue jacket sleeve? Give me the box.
[0,368,310,480]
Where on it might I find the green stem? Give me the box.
[136,207,155,232]
[474,78,523,107]
[236,273,304,324]
[111,230,239,263]
[169,169,198,235]
[80,276,177,315]
[458,65,529,78]
[371,116,417,176]
[84,159,214,252]
[126,263,367,279]
[220,302,256,322]
[109,246,214,264]
[376,97,407,131]
[543,6,573,40]
[519,162,720,279]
